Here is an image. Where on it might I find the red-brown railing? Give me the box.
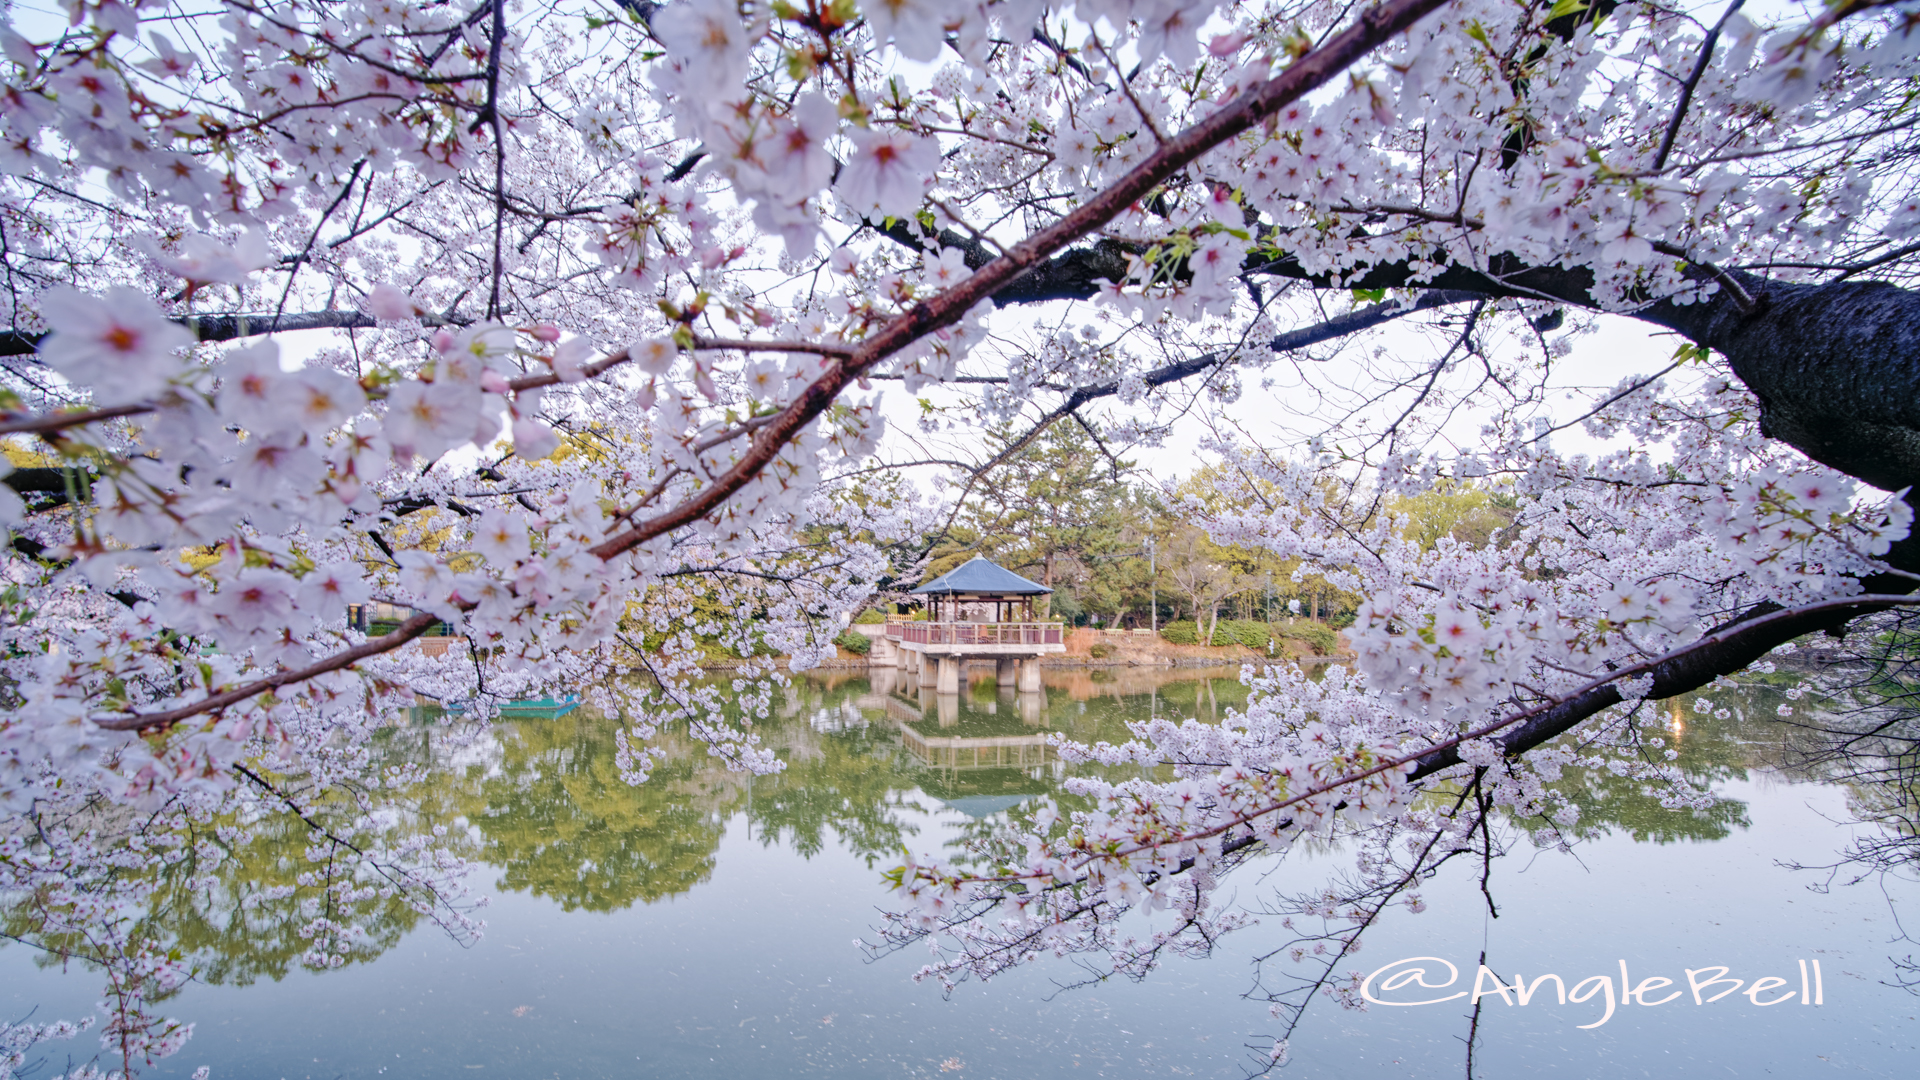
[885,621,1063,646]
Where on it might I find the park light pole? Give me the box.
[1147,535,1157,634]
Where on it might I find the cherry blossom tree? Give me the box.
[2,0,1920,1073]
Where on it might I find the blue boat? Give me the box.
[495,694,583,719]
[422,693,582,720]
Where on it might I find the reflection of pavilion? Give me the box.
[886,557,1066,695]
[866,666,1060,815]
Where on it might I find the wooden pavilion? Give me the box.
[885,557,1065,694]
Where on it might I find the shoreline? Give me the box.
[698,652,1357,672]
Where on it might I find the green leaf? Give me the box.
[1351,287,1388,305]
[785,47,815,81]
[1545,0,1589,22]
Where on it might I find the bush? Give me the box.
[835,629,872,655]
[1089,641,1115,659]
[1220,619,1270,648]
[853,608,888,625]
[369,618,455,636]
[1281,621,1340,655]
[1160,620,1252,646]
[1159,619,1342,654]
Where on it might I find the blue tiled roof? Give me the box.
[910,556,1052,595]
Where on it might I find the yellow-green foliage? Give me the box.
[1160,619,1340,654]
[1391,480,1517,550]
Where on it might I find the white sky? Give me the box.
[868,305,1693,501]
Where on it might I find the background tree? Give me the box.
[929,420,1147,621]
[1392,480,1521,551]
[1158,520,1262,643]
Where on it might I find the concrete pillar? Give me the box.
[895,639,909,669]
[917,651,937,687]
[1017,657,1043,693]
[1016,690,1046,725]
[936,693,959,726]
[936,654,960,695]
[996,658,1018,687]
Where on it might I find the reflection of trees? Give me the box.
[1535,700,1761,845]
[8,668,1851,1004]
[453,682,930,907]
[742,714,922,864]
[1486,685,1862,847]
[5,724,486,995]
[459,710,743,911]
[3,807,438,991]
[1762,619,1920,989]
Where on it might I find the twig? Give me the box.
[1653,0,1745,172]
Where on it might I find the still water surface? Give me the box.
[4,664,1916,1078]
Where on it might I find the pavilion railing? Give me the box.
[885,621,1064,646]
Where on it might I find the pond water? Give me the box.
[4,664,1916,1079]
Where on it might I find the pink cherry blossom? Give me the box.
[36,286,194,405]
[836,128,939,220]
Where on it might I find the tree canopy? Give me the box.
[4,0,1920,1072]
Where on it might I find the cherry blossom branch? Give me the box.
[1091,38,1168,146]
[90,612,444,732]
[953,593,1920,886]
[688,337,855,356]
[1337,201,1760,313]
[937,291,1475,503]
[0,403,153,438]
[1522,354,1691,444]
[0,335,841,440]
[0,308,466,360]
[0,337,623,439]
[1653,0,1746,172]
[503,347,633,391]
[586,0,1455,565]
[78,0,1456,734]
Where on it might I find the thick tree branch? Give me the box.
[1654,0,1746,172]
[583,0,1454,565]
[967,288,1483,484]
[90,612,445,732]
[0,308,464,359]
[1410,593,1915,779]
[961,224,1920,512]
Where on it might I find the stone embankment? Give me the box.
[705,624,1352,671]
[408,625,1353,671]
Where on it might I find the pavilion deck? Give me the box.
[884,621,1064,647]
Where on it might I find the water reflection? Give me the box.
[4,662,1896,1076]
[429,665,1254,908]
[433,668,1886,916]
[388,666,1848,918]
